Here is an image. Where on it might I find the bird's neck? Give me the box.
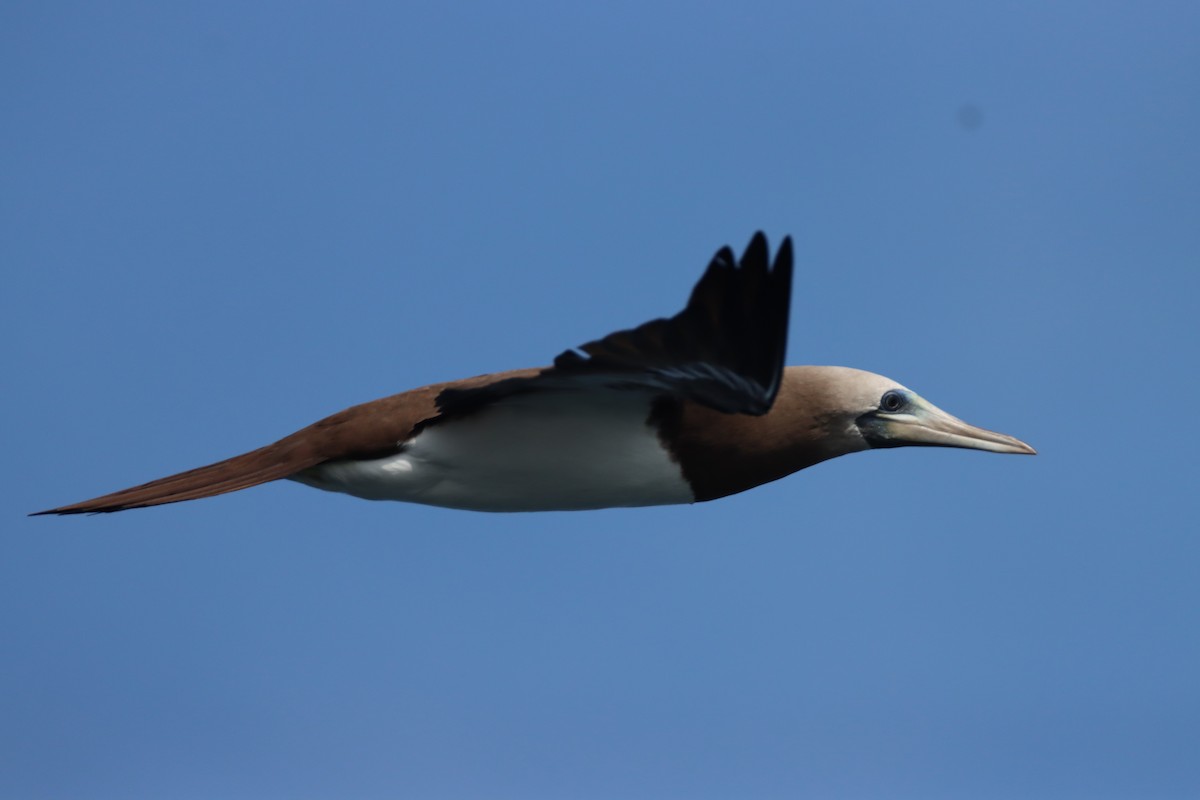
[657,375,865,502]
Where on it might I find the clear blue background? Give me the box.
[4,3,1198,798]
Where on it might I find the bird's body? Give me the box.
[295,382,694,512]
[33,233,1033,517]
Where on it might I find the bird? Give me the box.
[32,232,1034,516]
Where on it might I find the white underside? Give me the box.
[292,390,695,512]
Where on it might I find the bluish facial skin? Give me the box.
[856,389,1036,455]
[856,388,918,448]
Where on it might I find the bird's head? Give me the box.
[791,366,1036,457]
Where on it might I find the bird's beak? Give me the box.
[863,396,1037,455]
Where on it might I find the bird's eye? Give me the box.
[879,390,906,413]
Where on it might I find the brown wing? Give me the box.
[437,231,793,417]
[28,379,458,515]
[32,230,793,515]
[29,438,326,515]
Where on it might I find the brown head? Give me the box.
[668,366,1035,502]
[779,365,1036,456]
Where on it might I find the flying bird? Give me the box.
[33,233,1034,516]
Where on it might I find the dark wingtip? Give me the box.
[741,231,769,270]
[30,505,117,517]
[774,235,794,272]
[711,245,736,269]
[28,506,63,517]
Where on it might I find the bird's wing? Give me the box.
[28,382,451,515]
[436,231,793,418]
[31,233,792,515]
[30,437,325,515]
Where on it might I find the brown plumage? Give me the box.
[32,232,1033,516]
[30,370,537,514]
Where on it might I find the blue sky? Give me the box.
[4,2,1198,798]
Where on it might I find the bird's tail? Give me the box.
[30,439,322,515]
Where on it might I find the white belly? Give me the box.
[293,391,694,512]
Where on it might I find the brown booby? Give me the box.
[32,232,1034,516]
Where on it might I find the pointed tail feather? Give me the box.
[30,439,321,515]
